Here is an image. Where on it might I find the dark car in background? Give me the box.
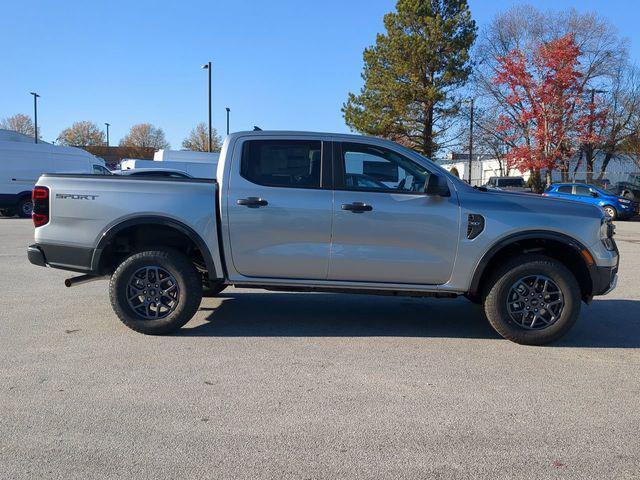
[543,183,638,220]
[483,176,532,193]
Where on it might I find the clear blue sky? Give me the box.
[1,0,638,148]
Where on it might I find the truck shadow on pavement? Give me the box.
[182,293,640,348]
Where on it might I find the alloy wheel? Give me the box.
[126,266,180,320]
[506,275,564,330]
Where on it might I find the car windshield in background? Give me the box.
[499,178,525,187]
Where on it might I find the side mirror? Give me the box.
[425,174,450,197]
[591,191,599,198]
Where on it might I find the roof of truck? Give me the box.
[230,130,379,140]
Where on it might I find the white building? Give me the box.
[439,151,639,187]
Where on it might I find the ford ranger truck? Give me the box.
[27,131,619,345]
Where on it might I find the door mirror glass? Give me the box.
[425,174,450,197]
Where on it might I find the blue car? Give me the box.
[544,183,638,220]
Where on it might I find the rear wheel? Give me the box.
[109,249,202,335]
[483,255,581,345]
[17,197,33,218]
[603,205,617,220]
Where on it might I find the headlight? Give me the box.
[619,198,631,204]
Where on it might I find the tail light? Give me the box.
[32,186,49,227]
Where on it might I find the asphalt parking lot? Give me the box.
[1,218,639,479]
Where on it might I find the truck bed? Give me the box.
[33,174,223,278]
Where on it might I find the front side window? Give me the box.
[575,185,591,196]
[93,165,109,174]
[339,143,429,193]
[241,140,322,188]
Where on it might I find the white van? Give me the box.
[0,140,108,217]
[119,158,217,179]
[153,149,220,164]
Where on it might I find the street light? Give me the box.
[226,107,230,135]
[202,61,212,152]
[29,92,40,144]
[105,122,110,147]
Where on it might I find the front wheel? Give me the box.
[109,249,203,334]
[603,205,617,220]
[483,254,581,345]
[17,197,33,218]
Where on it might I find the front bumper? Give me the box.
[591,264,618,296]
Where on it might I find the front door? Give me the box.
[328,142,459,285]
[227,138,333,280]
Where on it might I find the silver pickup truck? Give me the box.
[28,131,619,345]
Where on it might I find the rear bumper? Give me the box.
[27,245,47,267]
[27,243,95,273]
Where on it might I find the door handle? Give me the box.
[237,197,268,208]
[341,202,373,213]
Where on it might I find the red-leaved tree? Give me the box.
[493,33,606,189]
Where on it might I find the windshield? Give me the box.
[593,185,617,196]
[498,178,525,187]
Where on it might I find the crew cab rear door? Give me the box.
[225,137,333,280]
[328,141,459,285]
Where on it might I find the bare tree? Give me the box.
[0,113,37,138]
[473,6,628,185]
[181,122,222,152]
[595,64,640,179]
[119,123,169,149]
[57,121,105,146]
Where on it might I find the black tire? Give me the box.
[109,249,202,335]
[17,197,33,218]
[602,205,617,220]
[483,254,581,345]
[202,282,227,297]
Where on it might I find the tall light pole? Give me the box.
[29,92,40,144]
[105,122,110,146]
[226,107,230,135]
[202,61,212,152]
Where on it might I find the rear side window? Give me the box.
[557,186,572,194]
[241,140,322,188]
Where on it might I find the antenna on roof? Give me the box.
[253,126,262,131]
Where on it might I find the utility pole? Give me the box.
[585,88,606,183]
[468,98,474,185]
[105,123,110,146]
[226,107,230,135]
[29,92,40,144]
[202,62,212,152]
